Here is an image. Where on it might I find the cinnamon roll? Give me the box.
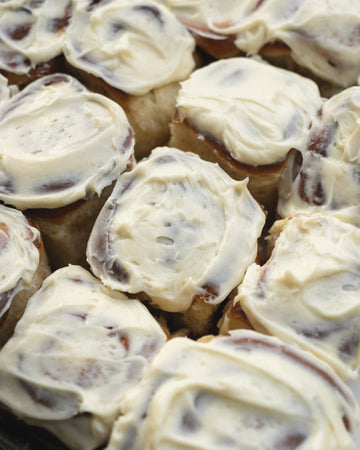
[106,329,360,450]
[63,0,196,159]
[222,213,360,381]
[0,0,73,86]
[0,72,135,269]
[0,265,168,450]
[0,204,50,346]
[87,147,266,336]
[169,57,322,209]
[156,0,360,90]
[278,86,360,228]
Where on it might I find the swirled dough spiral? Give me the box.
[106,329,359,450]
[87,147,265,313]
[174,57,322,167]
[0,265,168,450]
[0,73,135,209]
[228,213,360,380]
[278,87,360,228]
[0,0,73,76]
[63,0,195,96]
[0,203,50,343]
[156,0,360,87]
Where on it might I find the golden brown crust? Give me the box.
[65,62,181,160]
[27,184,114,271]
[169,111,288,211]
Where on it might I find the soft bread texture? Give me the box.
[28,185,114,270]
[65,68,182,160]
[63,0,196,159]
[169,57,322,210]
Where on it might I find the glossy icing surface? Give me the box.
[176,57,322,166]
[0,0,73,74]
[158,0,360,87]
[231,213,360,380]
[87,147,265,312]
[64,0,195,95]
[107,330,359,450]
[0,265,167,450]
[0,73,134,209]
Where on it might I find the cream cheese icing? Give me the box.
[239,0,360,88]
[0,73,17,102]
[0,73,134,209]
[87,147,265,313]
[0,265,168,450]
[278,86,360,227]
[0,204,41,324]
[106,330,360,450]
[153,0,266,46]
[157,0,360,87]
[175,57,322,166]
[63,0,196,96]
[230,213,360,381]
[0,0,73,74]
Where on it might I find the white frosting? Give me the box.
[244,0,360,88]
[159,0,260,31]
[0,0,73,74]
[106,330,359,450]
[176,57,322,166]
[87,147,265,312]
[278,87,360,228]
[0,73,17,102]
[0,73,134,209]
[0,265,167,450]
[0,204,40,322]
[158,0,360,87]
[232,213,360,381]
[63,0,195,96]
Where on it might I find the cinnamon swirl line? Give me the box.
[156,0,360,90]
[63,0,196,159]
[106,329,360,450]
[0,72,135,269]
[87,147,266,337]
[0,0,74,86]
[221,212,360,381]
[0,265,168,450]
[169,57,322,209]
